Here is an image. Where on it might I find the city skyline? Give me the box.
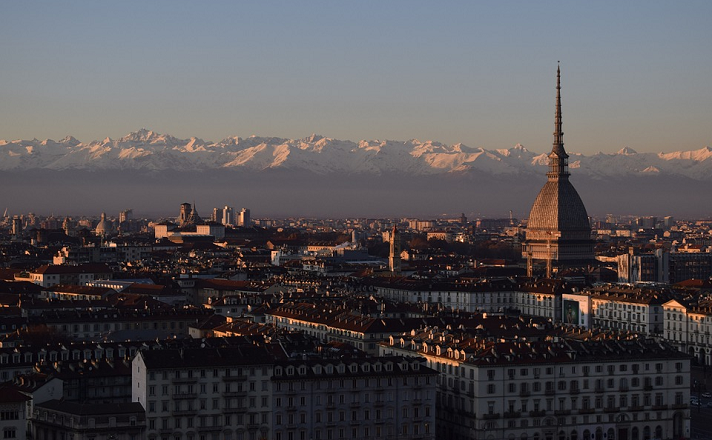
[2,1,711,155]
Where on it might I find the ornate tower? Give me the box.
[389,225,402,276]
[523,65,594,277]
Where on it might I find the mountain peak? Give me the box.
[120,128,161,143]
[303,133,324,143]
[617,147,637,155]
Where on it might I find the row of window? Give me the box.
[148,412,268,430]
[273,423,430,440]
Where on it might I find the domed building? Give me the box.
[523,65,594,277]
[94,212,111,237]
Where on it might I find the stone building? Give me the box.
[523,66,594,277]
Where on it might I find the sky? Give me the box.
[1,1,711,155]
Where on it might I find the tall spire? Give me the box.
[548,62,569,180]
[554,62,564,149]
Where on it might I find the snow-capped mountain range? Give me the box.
[2,129,712,180]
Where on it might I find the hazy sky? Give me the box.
[2,1,710,155]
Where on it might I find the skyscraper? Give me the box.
[222,206,234,226]
[523,65,594,277]
[239,208,251,227]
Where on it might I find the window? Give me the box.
[487,384,496,394]
[2,428,16,439]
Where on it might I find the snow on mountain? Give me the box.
[1,129,712,180]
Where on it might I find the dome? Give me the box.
[527,179,590,232]
[95,212,110,236]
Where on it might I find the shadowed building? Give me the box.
[389,225,401,275]
[523,65,594,277]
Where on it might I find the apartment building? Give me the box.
[133,345,277,440]
[380,327,690,440]
[663,296,712,365]
[271,357,437,440]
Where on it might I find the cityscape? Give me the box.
[2,3,712,440]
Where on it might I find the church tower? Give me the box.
[389,225,402,276]
[523,65,594,277]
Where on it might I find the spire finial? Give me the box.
[548,63,569,180]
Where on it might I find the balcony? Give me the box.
[619,386,629,392]
[519,390,531,397]
[529,410,546,417]
[503,411,521,418]
[222,391,242,398]
[554,410,571,416]
[652,404,668,410]
[223,407,245,414]
[482,413,500,420]
[173,393,197,400]
[672,404,688,409]
[545,389,555,396]
[578,408,595,414]
[643,385,653,391]
[604,406,620,413]
[172,409,198,416]
[594,386,605,393]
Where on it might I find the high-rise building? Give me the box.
[523,65,594,277]
[212,207,223,224]
[119,209,133,224]
[11,216,22,241]
[222,206,234,226]
[239,208,251,227]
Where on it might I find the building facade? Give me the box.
[380,328,690,440]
